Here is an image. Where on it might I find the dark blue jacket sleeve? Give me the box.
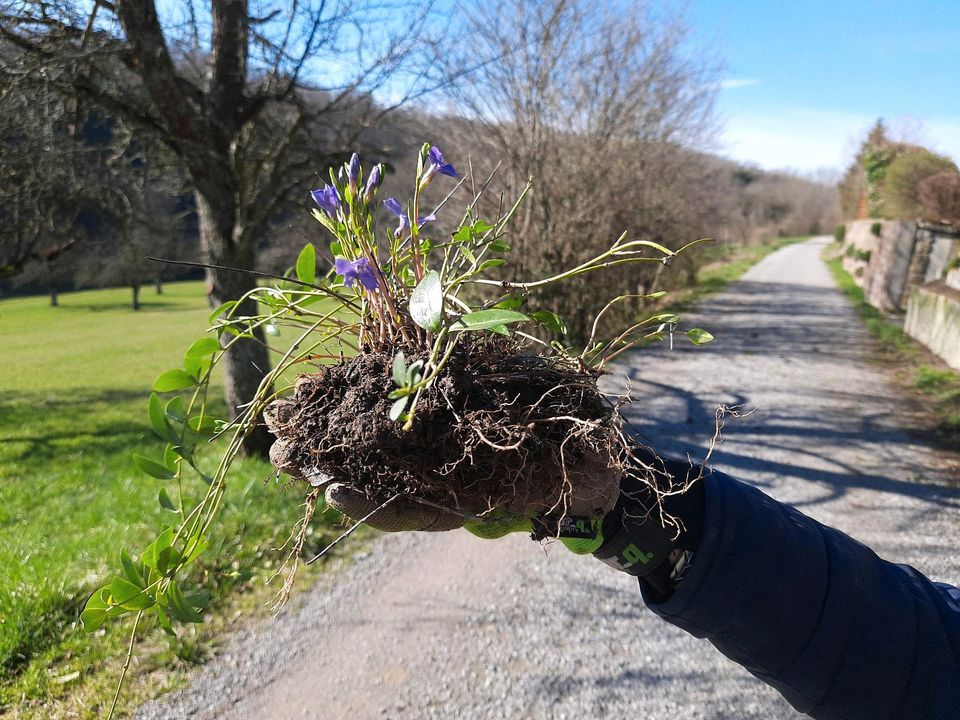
[642,471,960,720]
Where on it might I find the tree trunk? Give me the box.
[155,278,163,294]
[196,189,273,457]
[50,289,58,307]
[132,283,141,310]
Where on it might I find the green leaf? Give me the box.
[460,247,477,266]
[132,453,176,480]
[156,606,176,637]
[185,589,211,611]
[164,580,204,623]
[451,226,472,243]
[386,388,408,400]
[158,488,178,512]
[208,300,237,324]
[165,396,186,423]
[329,241,343,256]
[473,220,494,234]
[409,270,444,332]
[532,310,567,335]
[185,337,220,360]
[389,397,408,421]
[391,351,407,387]
[295,244,317,284]
[148,393,179,443]
[495,296,526,310]
[153,369,196,393]
[644,312,680,325]
[450,309,529,332]
[477,259,505,272]
[405,360,423,385]
[163,444,180,468]
[489,239,510,252]
[120,549,144,588]
[187,415,217,435]
[156,546,182,575]
[110,577,155,611]
[687,328,714,345]
[488,324,510,336]
[80,588,111,631]
[184,354,213,381]
[142,529,174,571]
[182,534,208,564]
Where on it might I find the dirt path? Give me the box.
[136,237,960,719]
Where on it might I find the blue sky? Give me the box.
[691,0,960,172]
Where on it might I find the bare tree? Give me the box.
[0,53,86,282]
[1,0,451,453]
[444,0,719,341]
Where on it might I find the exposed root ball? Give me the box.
[267,339,623,521]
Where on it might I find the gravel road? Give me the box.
[136,236,960,720]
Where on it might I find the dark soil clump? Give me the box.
[267,338,623,520]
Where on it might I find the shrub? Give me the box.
[883,150,959,219]
[855,249,872,262]
[870,222,883,236]
[918,170,960,226]
[834,224,846,243]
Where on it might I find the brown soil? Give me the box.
[266,338,623,521]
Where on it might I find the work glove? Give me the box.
[315,449,621,541]
[269,389,705,591]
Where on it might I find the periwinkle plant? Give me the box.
[82,143,712,715]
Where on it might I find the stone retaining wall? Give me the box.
[842,219,959,312]
[905,281,960,371]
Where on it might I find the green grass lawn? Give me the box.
[0,282,342,717]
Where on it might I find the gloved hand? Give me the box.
[316,441,706,593]
[319,448,618,541]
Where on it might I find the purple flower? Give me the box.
[384,197,436,237]
[334,256,378,291]
[427,146,458,177]
[310,184,341,217]
[363,164,382,202]
[347,152,361,191]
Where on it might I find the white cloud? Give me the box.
[719,78,760,90]
[719,108,960,172]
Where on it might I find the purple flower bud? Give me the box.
[310,184,341,217]
[334,256,379,292]
[347,152,361,191]
[364,164,382,202]
[427,146,458,177]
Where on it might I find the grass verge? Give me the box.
[823,247,960,449]
[0,282,347,718]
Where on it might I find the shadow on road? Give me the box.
[615,276,960,513]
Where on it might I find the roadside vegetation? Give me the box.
[0,283,344,718]
[824,250,960,450]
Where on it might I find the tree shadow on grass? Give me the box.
[0,388,156,464]
[56,300,181,312]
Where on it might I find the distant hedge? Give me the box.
[883,150,959,220]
